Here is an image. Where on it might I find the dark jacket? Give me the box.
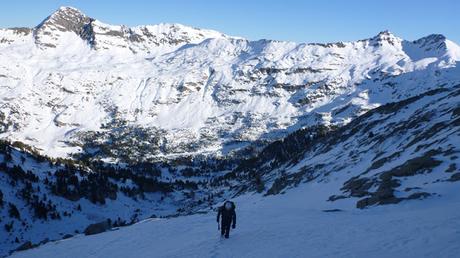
[217,201,236,226]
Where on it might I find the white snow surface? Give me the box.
[10,183,460,258]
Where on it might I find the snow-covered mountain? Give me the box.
[1,7,459,162]
[0,6,459,257]
[34,6,229,52]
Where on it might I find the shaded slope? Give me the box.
[9,185,460,258]
[230,84,460,208]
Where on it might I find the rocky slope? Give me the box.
[230,84,460,209]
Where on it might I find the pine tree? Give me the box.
[4,221,13,232]
[8,203,20,219]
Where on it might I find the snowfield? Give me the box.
[10,182,460,258]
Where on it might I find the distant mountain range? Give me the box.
[1,6,459,161]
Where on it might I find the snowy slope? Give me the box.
[0,142,189,256]
[231,84,460,209]
[9,183,460,258]
[0,8,459,161]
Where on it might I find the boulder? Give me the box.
[84,220,112,236]
[448,173,460,182]
[15,241,35,251]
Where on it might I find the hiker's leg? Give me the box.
[224,223,231,238]
[220,222,225,236]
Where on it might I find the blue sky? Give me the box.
[1,0,459,44]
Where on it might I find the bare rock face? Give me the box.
[84,220,112,236]
[448,173,460,182]
[34,6,94,48]
[13,241,37,253]
[412,34,448,51]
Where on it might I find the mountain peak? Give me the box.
[408,33,454,57]
[51,6,86,20]
[33,7,94,48]
[377,30,393,36]
[31,6,230,51]
[37,6,91,31]
[57,6,81,12]
[369,30,401,46]
[413,33,446,47]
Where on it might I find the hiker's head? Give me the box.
[224,201,233,210]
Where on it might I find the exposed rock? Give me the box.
[62,234,73,239]
[14,241,36,252]
[446,164,457,173]
[448,173,460,182]
[322,209,343,212]
[327,195,347,202]
[406,192,431,200]
[84,220,112,236]
[341,177,373,198]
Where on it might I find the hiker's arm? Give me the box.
[232,210,236,227]
[217,208,221,223]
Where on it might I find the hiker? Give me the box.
[217,200,236,238]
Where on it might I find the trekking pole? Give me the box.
[218,221,220,231]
